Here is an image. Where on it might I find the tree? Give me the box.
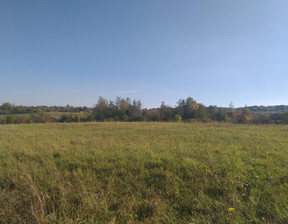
[148,110,160,121]
[283,111,288,124]
[176,97,198,120]
[184,97,198,119]
[130,100,142,121]
[270,113,282,124]
[159,102,174,121]
[253,113,271,124]
[197,104,209,122]
[1,102,14,114]
[227,102,236,122]
[93,97,109,121]
[238,108,252,123]
[207,105,219,121]
[227,110,235,122]
[217,109,228,122]
[229,101,234,110]
[115,97,131,121]
[176,99,185,117]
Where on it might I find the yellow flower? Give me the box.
[262,217,265,221]
[228,208,235,212]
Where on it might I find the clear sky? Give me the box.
[1,0,287,108]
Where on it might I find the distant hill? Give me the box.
[237,105,288,114]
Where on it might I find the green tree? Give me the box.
[93,97,109,121]
[176,99,185,117]
[217,109,227,122]
[197,104,209,122]
[1,102,14,114]
[130,100,142,121]
[184,97,198,119]
[283,111,288,124]
[115,97,131,121]
[176,97,198,120]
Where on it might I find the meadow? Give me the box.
[0,122,288,223]
[0,111,90,119]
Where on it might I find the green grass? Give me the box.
[0,113,32,118]
[44,111,90,119]
[0,111,90,120]
[0,122,288,223]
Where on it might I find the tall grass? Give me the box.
[0,123,288,223]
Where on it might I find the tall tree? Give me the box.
[1,102,14,114]
[130,100,142,121]
[159,102,174,121]
[93,97,108,121]
[184,97,198,119]
[197,104,209,122]
[176,97,198,120]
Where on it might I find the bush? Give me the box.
[6,115,17,124]
[174,114,182,122]
[0,117,6,124]
[59,114,79,123]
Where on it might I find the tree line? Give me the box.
[1,97,288,124]
[0,102,90,115]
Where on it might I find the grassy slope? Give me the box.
[44,111,90,119]
[0,123,288,223]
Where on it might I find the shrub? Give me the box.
[6,115,17,124]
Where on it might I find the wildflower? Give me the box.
[228,208,235,212]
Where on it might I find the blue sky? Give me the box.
[1,0,287,108]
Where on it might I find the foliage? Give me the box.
[59,114,79,123]
[176,97,198,119]
[253,113,271,124]
[1,98,288,125]
[283,111,288,124]
[6,115,17,124]
[238,108,253,123]
[0,103,90,115]
[92,97,143,122]
[173,114,182,122]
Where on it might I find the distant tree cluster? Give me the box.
[0,102,90,115]
[1,98,288,125]
[244,105,288,113]
[92,97,143,122]
[0,113,85,124]
[91,96,288,124]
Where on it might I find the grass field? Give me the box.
[0,111,90,119]
[45,111,90,119]
[0,123,288,223]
